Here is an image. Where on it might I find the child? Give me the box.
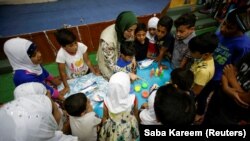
[171,12,196,69]
[188,32,218,124]
[154,84,196,125]
[155,15,175,68]
[55,28,100,95]
[99,72,139,141]
[64,93,101,141]
[204,52,250,125]
[116,41,136,73]
[146,16,159,59]
[139,68,194,125]
[3,37,63,100]
[196,8,250,124]
[134,23,149,61]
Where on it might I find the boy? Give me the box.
[64,93,101,141]
[154,84,196,125]
[196,8,250,124]
[171,12,196,69]
[55,28,100,95]
[134,23,149,61]
[117,41,136,73]
[154,15,175,68]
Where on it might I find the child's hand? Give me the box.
[129,73,138,81]
[60,87,70,96]
[93,67,101,76]
[140,103,148,109]
[158,63,168,69]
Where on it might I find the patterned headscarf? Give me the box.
[115,11,138,43]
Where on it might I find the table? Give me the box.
[58,61,172,118]
[58,73,108,118]
[132,61,172,108]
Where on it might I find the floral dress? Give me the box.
[99,104,139,141]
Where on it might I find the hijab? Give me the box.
[0,94,77,141]
[115,11,138,43]
[14,82,47,98]
[139,91,161,125]
[3,37,42,75]
[104,72,135,114]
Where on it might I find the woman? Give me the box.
[0,87,77,141]
[97,11,138,80]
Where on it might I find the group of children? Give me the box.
[1,5,250,141]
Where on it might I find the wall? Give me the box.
[0,13,160,64]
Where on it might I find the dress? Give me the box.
[99,103,139,141]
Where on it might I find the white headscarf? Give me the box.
[147,16,159,29]
[139,91,161,125]
[14,82,47,98]
[0,95,77,141]
[3,37,42,75]
[104,72,135,114]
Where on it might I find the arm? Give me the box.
[133,97,139,122]
[221,75,248,108]
[191,84,204,96]
[155,47,168,69]
[58,63,70,95]
[179,57,189,69]
[101,103,109,124]
[83,52,100,75]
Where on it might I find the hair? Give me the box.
[54,28,76,47]
[226,7,250,33]
[120,41,136,56]
[157,15,173,32]
[174,12,196,28]
[154,84,196,125]
[64,93,87,117]
[188,32,218,54]
[171,68,194,91]
[135,23,147,34]
[27,43,37,58]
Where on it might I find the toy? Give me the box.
[141,82,148,89]
[134,85,141,92]
[142,90,149,98]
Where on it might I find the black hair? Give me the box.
[226,7,250,33]
[171,68,194,91]
[158,15,173,32]
[27,43,37,58]
[188,32,218,54]
[154,84,196,125]
[174,12,197,28]
[135,23,147,34]
[120,41,136,56]
[54,28,76,47]
[64,93,87,117]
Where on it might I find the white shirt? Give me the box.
[56,42,89,78]
[69,112,101,141]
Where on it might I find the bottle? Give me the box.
[155,68,159,76]
[150,68,154,78]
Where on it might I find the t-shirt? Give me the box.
[236,52,250,91]
[155,33,175,55]
[213,31,250,81]
[116,57,132,72]
[69,112,101,141]
[13,66,54,94]
[171,32,195,68]
[134,38,149,61]
[56,42,89,78]
[191,58,215,86]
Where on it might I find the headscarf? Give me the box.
[139,91,161,125]
[148,16,159,29]
[104,72,135,114]
[3,37,42,75]
[0,94,77,141]
[115,11,138,43]
[14,82,47,98]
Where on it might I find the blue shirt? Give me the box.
[213,31,250,80]
[13,66,54,94]
[117,58,131,68]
